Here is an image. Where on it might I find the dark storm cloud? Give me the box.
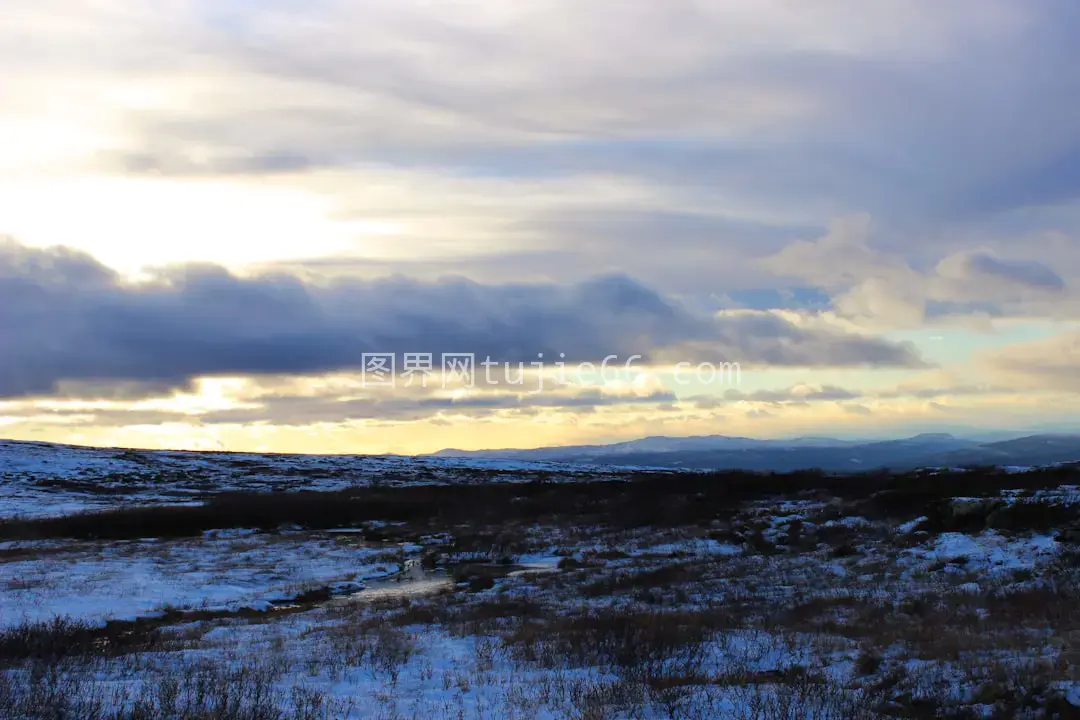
[0,240,927,398]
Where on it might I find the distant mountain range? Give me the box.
[434,433,1080,472]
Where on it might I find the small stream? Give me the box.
[336,561,453,602]
[269,547,563,610]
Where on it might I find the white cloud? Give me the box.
[762,218,1077,329]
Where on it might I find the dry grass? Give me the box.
[4,464,1080,718]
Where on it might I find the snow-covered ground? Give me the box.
[3,442,1080,718]
[0,438,655,518]
[902,530,1059,573]
[0,531,425,628]
[0,438,615,480]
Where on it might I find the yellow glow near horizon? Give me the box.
[0,386,1073,456]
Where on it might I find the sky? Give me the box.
[2,0,1080,454]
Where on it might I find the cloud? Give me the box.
[0,387,682,427]
[936,250,1066,296]
[760,215,904,289]
[878,383,999,400]
[195,388,680,426]
[0,240,927,398]
[724,385,861,404]
[8,1,1080,220]
[5,1,1080,328]
[761,219,1075,328]
[7,1,1080,447]
[760,216,930,327]
[981,330,1080,393]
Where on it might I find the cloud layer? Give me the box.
[0,240,926,398]
[3,1,1080,450]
